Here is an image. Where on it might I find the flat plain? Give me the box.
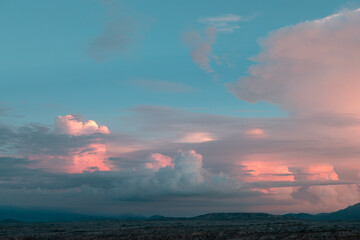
[1,218,360,240]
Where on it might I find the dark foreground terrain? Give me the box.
[4,203,360,239]
[1,218,360,240]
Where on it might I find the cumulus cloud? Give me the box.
[55,115,110,135]
[2,108,360,214]
[0,115,113,173]
[184,26,217,73]
[220,8,360,211]
[53,115,111,173]
[120,105,360,212]
[0,150,254,216]
[144,153,172,170]
[228,8,360,117]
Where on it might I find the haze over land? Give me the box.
[2,0,360,218]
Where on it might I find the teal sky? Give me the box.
[1,0,352,130]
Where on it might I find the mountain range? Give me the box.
[2,203,360,222]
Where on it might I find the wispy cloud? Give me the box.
[87,2,142,61]
[198,14,254,32]
[183,26,217,73]
[0,102,13,117]
[183,13,254,74]
[88,17,136,61]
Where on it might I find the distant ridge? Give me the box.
[0,206,146,222]
[148,213,287,221]
[2,203,360,222]
[316,202,360,220]
[286,202,360,221]
[192,212,285,220]
[0,218,22,223]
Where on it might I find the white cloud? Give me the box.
[55,115,110,135]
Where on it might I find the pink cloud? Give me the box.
[178,131,216,143]
[222,8,360,212]
[244,128,266,138]
[238,154,294,182]
[291,165,339,182]
[229,8,360,117]
[145,153,173,170]
[55,115,110,135]
[67,143,111,173]
[31,115,112,173]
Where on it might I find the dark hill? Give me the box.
[190,203,360,221]
[286,203,360,221]
[191,212,285,220]
[0,218,22,223]
[316,202,360,220]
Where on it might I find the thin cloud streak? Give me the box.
[198,13,255,32]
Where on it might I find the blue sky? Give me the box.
[2,0,350,128]
[2,0,360,216]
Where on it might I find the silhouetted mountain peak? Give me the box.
[320,202,360,220]
[286,202,360,221]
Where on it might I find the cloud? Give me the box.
[221,8,360,211]
[244,128,266,138]
[0,150,256,216]
[144,153,172,170]
[52,115,112,173]
[87,2,141,61]
[88,18,136,61]
[184,13,254,74]
[0,115,112,173]
[183,27,217,73]
[2,108,360,214]
[291,186,320,204]
[178,132,217,143]
[239,157,294,182]
[198,14,250,32]
[55,115,110,135]
[228,8,360,117]
[4,8,360,215]
[0,102,13,117]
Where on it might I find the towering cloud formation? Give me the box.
[229,8,360,117]
[30,115,112,173]
[172,149,204,185]
[225,8,360,212]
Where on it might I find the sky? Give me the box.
[1,0,360,217]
